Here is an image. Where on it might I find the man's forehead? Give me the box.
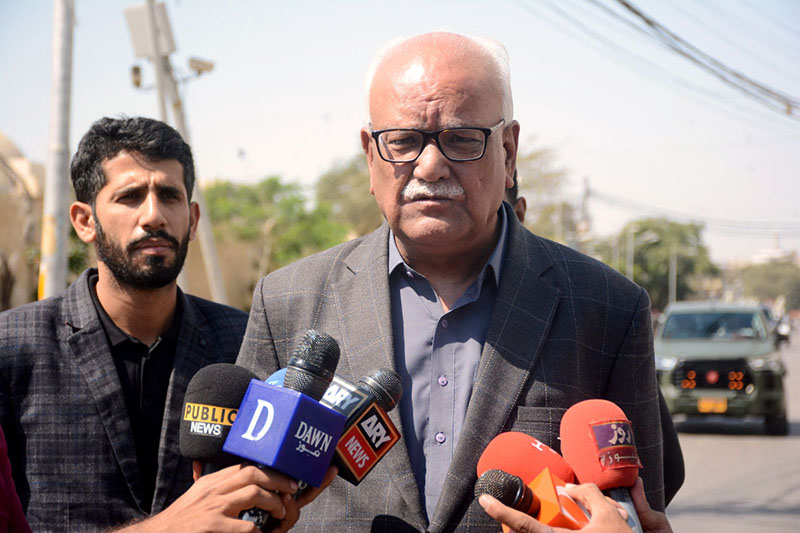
[100,151,184,188]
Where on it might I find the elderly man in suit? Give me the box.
[0,117,316,532]
[237,32,671,531]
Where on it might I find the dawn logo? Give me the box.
[241,399,276,441]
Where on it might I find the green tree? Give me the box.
[594,218,719,311]
[315,155,383,237]
[515,141,581,244]
[205,175,349,276]
[738,261,800,308]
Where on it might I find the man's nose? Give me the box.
[139,192,167,229]
[413,140,450,182]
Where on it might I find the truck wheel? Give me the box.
[765,413,789,436]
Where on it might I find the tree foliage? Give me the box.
[205,176,349,275]
[315,155,383,237]
[594,218,719,311]
[515,142,582,245]
[738,261,800,309]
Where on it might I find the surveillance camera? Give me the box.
[131,65,142,88]
[189,57,214,74]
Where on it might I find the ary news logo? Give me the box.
[339,405,398,479]
[590,420,642,470]
[320,376,368,417]
[240,399,334,458]
[183,402,238,437]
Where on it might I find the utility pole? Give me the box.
[668,242,677,305]
[626,225,635,281]
[38,0,75,299]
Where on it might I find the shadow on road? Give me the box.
[673,416,799,436]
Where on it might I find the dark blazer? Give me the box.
[237,203,670,532]
[0,269,247,532]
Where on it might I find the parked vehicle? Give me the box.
[654,301,788,435]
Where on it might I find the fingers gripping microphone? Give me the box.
[179,363,259,468]
[560,399,644,533]
[475,469,540,516]
[476,432,589,530]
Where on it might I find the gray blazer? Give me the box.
[0,268,247,532]
[237,203,668,532]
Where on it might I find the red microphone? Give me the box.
[477,431,575,484]
[476,432,589,531]
[559,399,644,533]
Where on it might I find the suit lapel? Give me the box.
[64,270,145,511]
[152,292,215,510]
[336,225,428,531]
[429,207,562,532]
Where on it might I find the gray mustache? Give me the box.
[401,179,464,200]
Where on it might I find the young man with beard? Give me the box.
[0,117,323,532]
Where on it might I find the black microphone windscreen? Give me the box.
[180,363,258,466]
[284,330,340,400]
[474,469,526,507]
[357,368,402,412]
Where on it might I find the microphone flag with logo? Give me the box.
[320,368,403,485]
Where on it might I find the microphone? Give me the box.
[477,431,575,484]
[321,369,403,484]
[223,330,347,486]
[179,363,259,470]
[270,367,404,485]
[559,399,644,533]
[475,469,540,516]
[476,432,589,530]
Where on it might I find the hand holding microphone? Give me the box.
[118,362,316,533]
[559,399,644,533]
[475,431,589,531]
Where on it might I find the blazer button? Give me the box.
[435,432,446,444]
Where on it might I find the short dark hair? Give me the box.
[505,169,519,203]
[70,116,195,204]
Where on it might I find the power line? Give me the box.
[591,189,800,236]
[532,0,800,133]
[662,0,800,82]
[608,0,800,122]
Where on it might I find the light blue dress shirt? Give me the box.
[388,207,509,520]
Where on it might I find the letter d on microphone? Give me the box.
[241,400,275,441]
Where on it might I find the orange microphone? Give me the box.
[476,432,589,531]
[560,399,644,532]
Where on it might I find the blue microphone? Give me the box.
[223,330,347,487]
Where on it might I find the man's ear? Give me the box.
[361,128,377,196]
[188,201,200,241]
[503,120,520,188]
[69,202,96,244]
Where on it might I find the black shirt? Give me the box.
[89,274,181,511]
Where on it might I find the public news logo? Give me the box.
[337,405,399,481]
[183,402,238,437]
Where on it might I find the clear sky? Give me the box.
[1,0,799,264]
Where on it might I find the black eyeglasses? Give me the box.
[370,119,505,163]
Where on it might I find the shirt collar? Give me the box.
[388,205,508,287]
[88,272,182,347]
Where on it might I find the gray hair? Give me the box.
[363,31,514,124]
